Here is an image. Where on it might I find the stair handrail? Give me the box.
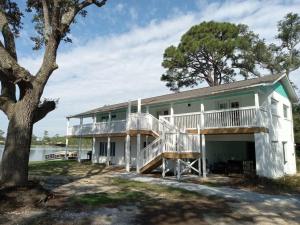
[139,137,163,169]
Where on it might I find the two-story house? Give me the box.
[66,74,298,179]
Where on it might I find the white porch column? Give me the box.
[137,98,142,114]
[200,102,204,129]
[125,134,131,172]
[254,92,260,126]
[78,117,83,162]
[92,136,96,163]
[162,157,166,178]
[136,98,142,173]
[107,136,111,166]
[91,114,96,163]
[65,118,70,159]
[126,101,132,130]
[254,92,259,108]
[125,101,132,172]
[176,159,180,180]
[170,103,174,125]
[201,134,207,178]
[146,105,150,114]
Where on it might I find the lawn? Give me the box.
[29,160,105,177]
[1,160,299,225]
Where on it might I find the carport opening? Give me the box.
[206,140,256,175]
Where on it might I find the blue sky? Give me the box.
[1,0,300,137]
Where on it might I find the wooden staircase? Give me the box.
[137,114,201,174]
[140,154,163,173]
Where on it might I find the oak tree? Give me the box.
[0,0,108,186]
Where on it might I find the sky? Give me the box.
[0,0,300,137]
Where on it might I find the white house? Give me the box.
[66,74,298,179]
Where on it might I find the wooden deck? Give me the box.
[186,127,268,135]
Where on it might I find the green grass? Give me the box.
[29,160,105,177]
[111,178,211,199]
[72,178,216,207]
[72,191,149,206]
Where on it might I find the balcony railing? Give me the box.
[67,106,268,136]
[160,106,267,129]
[67,120,127,136]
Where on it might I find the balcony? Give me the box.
[160,106,268,130]
[67,120,127,136]
[67,106,269,137]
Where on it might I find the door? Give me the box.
[230,101,240,126]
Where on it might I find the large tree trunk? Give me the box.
[0,103,34,187]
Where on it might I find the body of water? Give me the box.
[0,145,90,161]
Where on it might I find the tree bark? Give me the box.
[0,103,34,187]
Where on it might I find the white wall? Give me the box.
[92,135,154,167]
[254,132,285,178]
[255,85,297,177]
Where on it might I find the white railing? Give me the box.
[139,137,163,168]
[165,132,200,153]
[127,113,160,134]
[161,112,201,129]
[203,107,258,128]
[68,107,269,137]
[67,120,127,136]
[160,106,266,129]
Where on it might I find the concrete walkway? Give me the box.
[114,172,300,206]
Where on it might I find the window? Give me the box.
[99,142,107,156]
[100,142,115,156]
[111,115,117,119]
[100,115,109,122]
[282,142,287,164]
[283,105,289,119]
[218,102,228,110]
[110,142,116,157]
[271,98,278,115]
[231,101,239,109]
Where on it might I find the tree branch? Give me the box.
[0,43,34,84]
[0,95,14,118]
[33,100,57,123]
[60,0,107,34]
[42,0,51,41]
[0,11,17,60]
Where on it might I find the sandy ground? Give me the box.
[1,167,300,225]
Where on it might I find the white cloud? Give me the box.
[129,7,138,20]
[115,3,124,13]
[1,0,299,137]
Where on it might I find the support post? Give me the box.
[170,103,174,125]
[198,125,201,177]
[126,101,132,130]
[107,136,111,166]
[125,134,131,172]
[176,159,180,180]
[162,157,166,178]
[136,98,142,173]
[92,136,96,163]
[254,92,260,126]
[78,117,83,162]
[200,102,204,129]
[65,118,70,159]
[146,105,150,114]
[201,134,207,178]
